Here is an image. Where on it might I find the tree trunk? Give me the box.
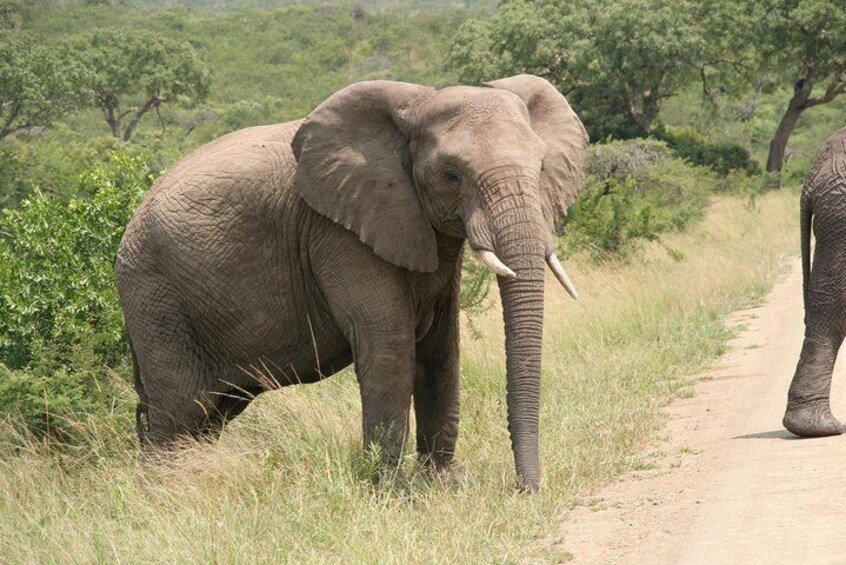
[766,104,804,173]
[767,77,814,173]
[123,97,161,142]
[100,94,120,139]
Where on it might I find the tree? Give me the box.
[68,29,212,142]
[0,31,85,141]
[745,1,846,173]
[448,0,731,139]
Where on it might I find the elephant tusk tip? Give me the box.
[547,253,579,300]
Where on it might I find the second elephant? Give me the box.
[784,126,846,437]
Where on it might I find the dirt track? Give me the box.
[555,259,846,564]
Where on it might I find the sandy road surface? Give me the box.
[555,259,846,564]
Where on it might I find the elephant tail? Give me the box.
[129,337,151,446]
[800,191,812,305]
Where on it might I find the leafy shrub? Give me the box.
[585,138,673,179]
[0,152,149,442]
[657,126,761,176]
[562,140,713,257]
[0,152,150,371]
[0,348,132,446]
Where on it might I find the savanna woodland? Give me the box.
[1,0,843,562]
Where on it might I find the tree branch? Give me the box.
[0,101,22,139]
[804,80,846,108]
[122,96,162,142]
[699,65,719,112]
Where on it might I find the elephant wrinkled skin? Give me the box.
[116,75,588,491]
[784,127,846,437]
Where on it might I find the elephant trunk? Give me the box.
[474,169,548,491]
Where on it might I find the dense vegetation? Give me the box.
[0,2,843,558]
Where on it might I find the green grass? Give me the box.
[0,190,798,563]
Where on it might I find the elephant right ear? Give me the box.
[292,81,439,273]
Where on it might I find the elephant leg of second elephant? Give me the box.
[414,292,460,470]
[784,330,845,437]
[784,245,846,437]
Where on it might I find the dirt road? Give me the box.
[556,259,846,564]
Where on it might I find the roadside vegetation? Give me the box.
[0,0,842,561]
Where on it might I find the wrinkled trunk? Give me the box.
[477,171,548,491]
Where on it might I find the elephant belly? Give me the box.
[184,273,353,389]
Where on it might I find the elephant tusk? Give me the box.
[477,250,517,279]
[547,253,579,300]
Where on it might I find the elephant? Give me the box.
[783,126,846,437]
[116,74,588,491]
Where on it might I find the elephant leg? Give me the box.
[201,385,264,438]
[784,256,845,437]
[784,330,844,437]
[131,326,220,447]
[353,326,417,467]
[414,287,460,469]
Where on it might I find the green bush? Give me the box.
[657,126,761,176]
[562,140,713,257]
[0,152,149,442]
[0,152,150,370]
[0,348,133,446]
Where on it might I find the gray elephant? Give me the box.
[784,127,846,437]
[116,74,588,491]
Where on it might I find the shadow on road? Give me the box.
[734,429,798,440]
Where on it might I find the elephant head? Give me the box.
[291,75,588,491]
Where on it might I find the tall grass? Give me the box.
[0,191,797,563]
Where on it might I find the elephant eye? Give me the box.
[442,169,461,188]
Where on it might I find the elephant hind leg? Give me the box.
[784,247,846,437]
[784,331,844,437]
[200,386,264,438]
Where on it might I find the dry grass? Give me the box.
[0,191,798,564]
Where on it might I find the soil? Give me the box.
[554,259,846,564]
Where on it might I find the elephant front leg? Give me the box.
[414,289,460,470]
[354,330,417,469]
[784,331,844,437]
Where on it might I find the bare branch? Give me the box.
[804,80,846,108]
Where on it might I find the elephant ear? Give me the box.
[484,75,588,228]
[292,80,439,273]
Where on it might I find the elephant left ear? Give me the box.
[484,75,589,227]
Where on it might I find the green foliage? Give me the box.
[0,2,466,199]
[64,28,212,141]
[0,348,131,445]
[657,126,761,176]
[0,135,125,208]
[562,140,712,257]
[0,152,151,371]
[747,0,846,84]
[728,1,846,172]
[0,30,86,139]
[448,0,728,139]
[459,248,494,332]
[0,153,148,442]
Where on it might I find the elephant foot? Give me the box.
[783,401,844,438]
[424,457,470,487]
